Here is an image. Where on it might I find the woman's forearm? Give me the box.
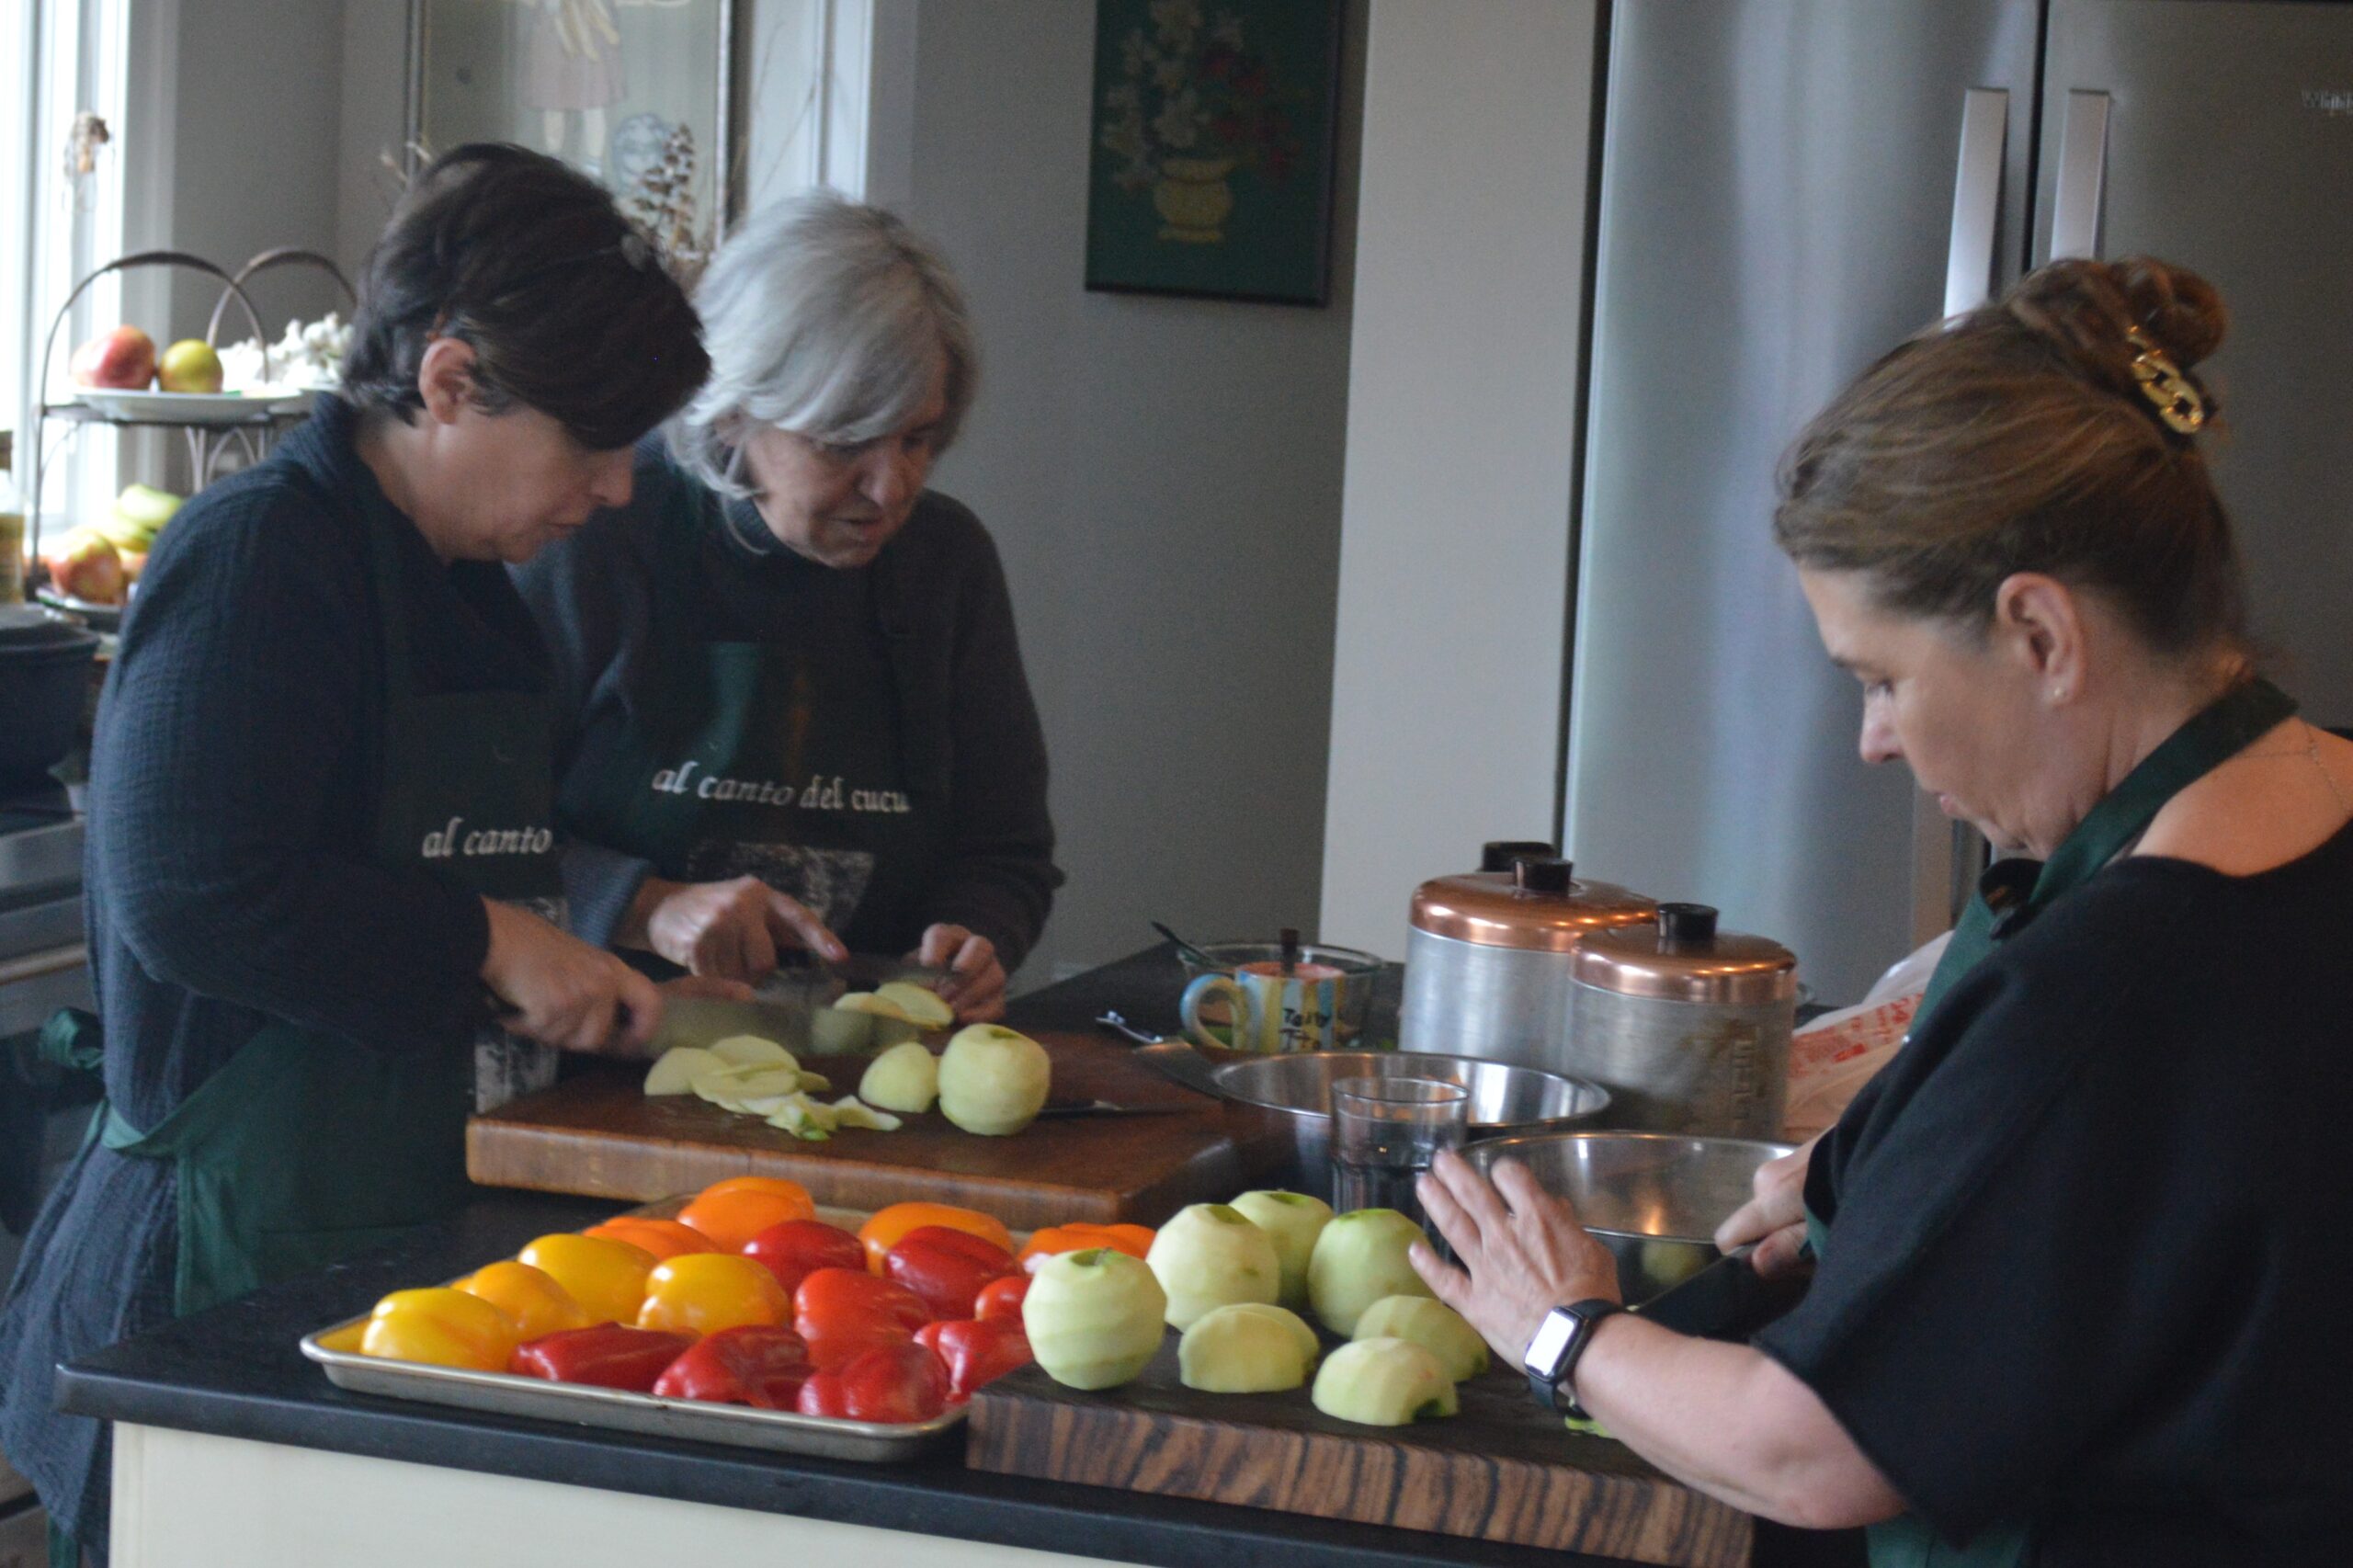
[1572,1315,1906,1530]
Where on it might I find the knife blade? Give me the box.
[1629,1244,1809,1341]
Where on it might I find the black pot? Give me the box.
[0,606,102,783]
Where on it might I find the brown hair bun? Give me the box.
[2004,256,2227,411]
[1773,255,2246,662]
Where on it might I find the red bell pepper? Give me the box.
[972,1273,1029,1322]
[650,1324,813,1409]
[914,1316,1032,1402]
[794,1340,949,1424]
[882,1225,1020,1321]
[743,1219,869,1297]
[509,1324,696,1392]
[794,1266,929,1371]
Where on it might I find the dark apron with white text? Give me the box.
[555,503,933,947]
[94,504,566,1320]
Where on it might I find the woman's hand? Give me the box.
[1713,1131,1823,1281]
[1410,1150,1623,1365]
[914,924,1006,1023]
[482,898,664,1055]
[625,875,847,981]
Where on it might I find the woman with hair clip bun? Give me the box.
[0,144,715,1564]
[1410,257,2353,1565]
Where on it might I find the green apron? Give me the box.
[555,499,930,943]
[1806,676,2298,1568]
[92,503,564,1321]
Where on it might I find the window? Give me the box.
[3,0,148,551]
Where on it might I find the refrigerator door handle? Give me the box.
[1943,87,2010,318]
[2049,89,2113,261]
[1914,86,2011,947]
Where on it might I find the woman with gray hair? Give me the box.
[514,189,1058,1020]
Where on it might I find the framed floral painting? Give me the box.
[407,0,734,276]
[1085,0,1344,306]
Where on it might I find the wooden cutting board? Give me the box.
[967,1338,1751,1568]
[466,1030,1296,1229]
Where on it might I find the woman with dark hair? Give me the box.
[0,143,710,1563]
[1413,258,2352,1565]
[514,189,1058,1022]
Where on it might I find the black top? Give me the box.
[0,395,544,1549]
[1755,820,2353,1564]
[512,442,1061,970]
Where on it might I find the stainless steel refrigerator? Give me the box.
[1562,0,2353,1003]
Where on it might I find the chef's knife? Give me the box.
[1629,1243,1810,1341]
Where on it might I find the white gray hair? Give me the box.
[668,188,977,497]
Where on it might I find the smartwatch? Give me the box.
[1522,1299,1623,1416]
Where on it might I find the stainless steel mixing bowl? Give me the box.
[1460,1131,1796,1304]
[1210,1051,1612,1200]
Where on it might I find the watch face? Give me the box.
[1523,1308,1581,1380]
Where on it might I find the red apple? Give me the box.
[69,326,157,391]
[39,529,125,605]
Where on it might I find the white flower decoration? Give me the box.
[1153,86,1202,150]
[1150,0,1201,50]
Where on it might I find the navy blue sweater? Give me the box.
[0,396,544,1548]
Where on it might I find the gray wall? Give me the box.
[164,0,347,338]
[1318,1,1596,960]
[891,1,1363,983]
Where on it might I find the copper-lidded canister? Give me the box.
[1566,902,1797,1137]
[1398,849,1655,1070]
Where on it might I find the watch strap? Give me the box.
[1526,1298,1622,1417]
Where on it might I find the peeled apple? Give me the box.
[1351,1295,1488,1382]
[872,981,954,1029]
[832,992,925,1048]
[936,1024,1051,1136]
[1021,1247,1167,1390]
[1311,1337,1458,1426]
[643,1047,724,1096]
[1227,1189,1333,1310]
[1144,1203,1280,1330]
[1306,1209,1434,1335]
[1223,1301,1322,1367]
[1178,1302,1317,1392]
[709,1036,798,1070]
[858,1041,939,1114]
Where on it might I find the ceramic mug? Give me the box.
[1181,960,1351,1054]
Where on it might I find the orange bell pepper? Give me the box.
[678,1183,817,1251]
[359,1288,520,1371]
[858,1202,1015,1272]
[583,1217,721,1260]
[1016,1222,1155,1271]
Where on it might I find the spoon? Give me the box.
[1151,921,1222,969]
[1096,1012,1225,1100]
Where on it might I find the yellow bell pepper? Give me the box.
[634,1253,791,1337]
[458,1260,592,1342]
[359,1287,520,1371]
[517,1233,657,1325]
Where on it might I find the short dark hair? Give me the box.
[1775,256,2245,662]
[342,143,709,450]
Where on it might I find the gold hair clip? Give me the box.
[2126,325,2208,436]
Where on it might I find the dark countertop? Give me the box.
[54,945,1853,1568]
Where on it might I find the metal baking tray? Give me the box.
[299,1203,970,1462]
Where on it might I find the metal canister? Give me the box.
[1566,903,1797,1137]
[1399,851,1656,1069]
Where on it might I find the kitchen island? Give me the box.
[54,947,1857,1568]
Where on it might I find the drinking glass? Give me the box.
[1330,1076,1470,1227]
